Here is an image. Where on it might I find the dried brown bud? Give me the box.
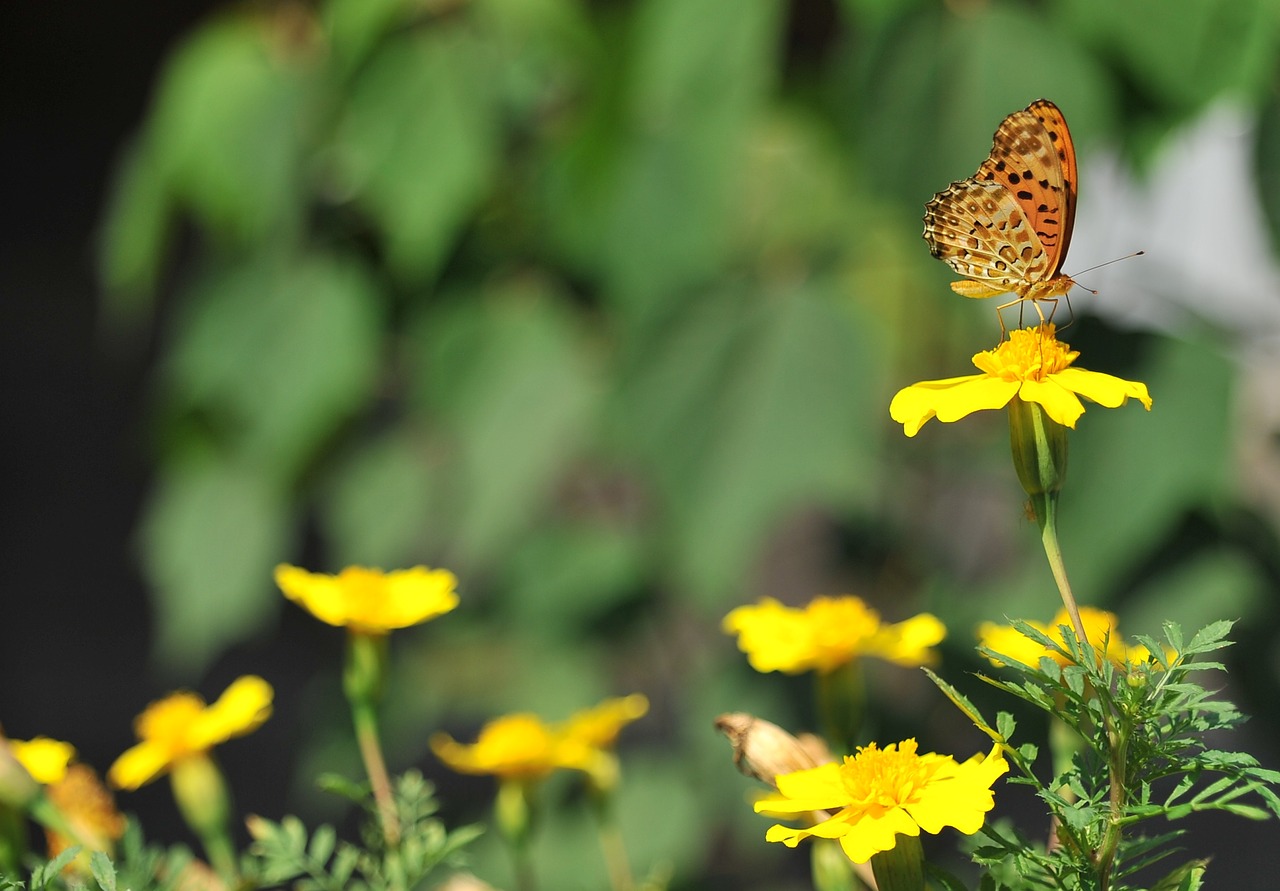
[714,713,832,788]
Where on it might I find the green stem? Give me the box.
[170,755,238,881]
[595,811,634,891]
[498,780,537,891]
[817,661,865,756]
[1095,717,1129,891]
[352,701,400,848]
[1035,493,1090,651]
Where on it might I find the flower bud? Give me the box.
[714,713,831,788]
[1008,398,1068,500]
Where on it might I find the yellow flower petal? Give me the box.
[1017,378,1086,428]
[275,564,459,633]
[1051,367,1152,410]
[9,738,76,785]
[890,375,1019,436]
[866,613,947,666]
[107,742,172,791]
[108,676,273,791]
[191,675,273,750]
[837,808,920,863]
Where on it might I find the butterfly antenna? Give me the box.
[1071,250,1145,278]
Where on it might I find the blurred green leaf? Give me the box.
[407,283,601,569]
[853,5,1108,209]
[546,0,782,319]
[335,27,500,281]
[148,14,309,245]
[139,455,292,672]
[1057,0,1278,111]
[319,428,441,569]
[97,137,173,321]
[499,521,646,632]
[1124,549,1263,640]
[165,252,382,478]
[1061,336,1232,594]
[322,0,412,78]
[618,279,881,601]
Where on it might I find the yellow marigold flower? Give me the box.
[108,676,273,791]
[275,564,459,634]
[432,714,584,780]
[755,738,1008,864]
[723,595,946,675]
[432,695,649,784]
[9,737,76,785]
[978,607,1132,668]
[890,324,1151,437]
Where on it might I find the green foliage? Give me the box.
[245,771,481,891]
[0,823,196,891]
[931,622,1280,890]
[1,776,476,891]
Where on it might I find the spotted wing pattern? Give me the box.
[923,99,1078,301]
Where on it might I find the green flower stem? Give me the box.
[1095,717,1131,891]
[345,631,400,847]
[170,754,238,880]
[869,833,924,891]
[593,804,634,891]
[497,779,537,891]
[1034,493,1089,650]
[352,699,400,847]
[810,838,858,891]
[0,805,25,875]
[817,660,865,756]
[1008,400,1087,648]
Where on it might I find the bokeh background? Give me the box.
[6,0,1280,887]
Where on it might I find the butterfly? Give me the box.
[922,99,1078,311]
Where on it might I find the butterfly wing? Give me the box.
[922,179,1055,298]
[974,99,1077,277]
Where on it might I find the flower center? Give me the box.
[976,324,1077,382]
[838,739,939,808]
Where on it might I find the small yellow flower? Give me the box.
[890,324,1151,437]
[108,676,273,791]
[275,564,459,634]
[723,595,946,675]
[978,607,1135,668]
[432,695,649,784]
[432,714,585,780]
[755,738,1008,864]
[9,737,76,785]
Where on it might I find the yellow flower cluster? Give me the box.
[723,595,945,675]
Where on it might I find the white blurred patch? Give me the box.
[1071,102,1280,350]
[1070,101,1280,525]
